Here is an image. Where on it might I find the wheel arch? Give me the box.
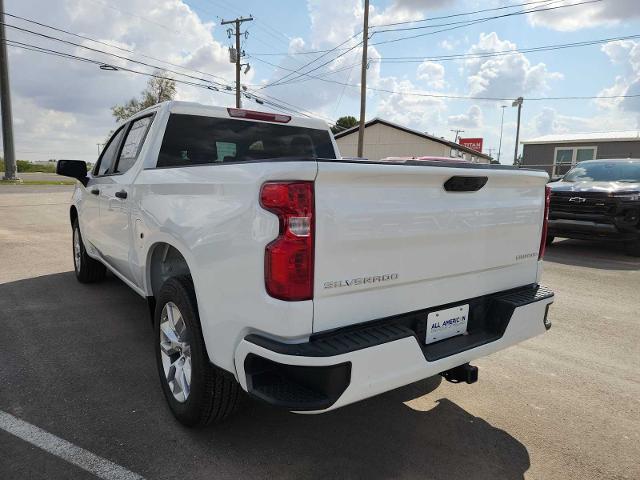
[146,241,194,299]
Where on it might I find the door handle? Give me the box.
[90,188,100,195]
[115,190,128,199]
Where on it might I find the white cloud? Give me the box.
[4,0,240,161]
[531,107,631,136]
[370,0,452,27]
[438,39,457,51]
[597,40,640,123]
[464,32,562,99]
[416,61,446,89]
[448,105,483,129]
[528,0,640,31]
[601,40,640,72]
[374,77,447,131]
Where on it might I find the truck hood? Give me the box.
[550,180,640,194]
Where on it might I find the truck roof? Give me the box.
[135,101,330,131]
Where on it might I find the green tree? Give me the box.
[331,115,358,134]
[111,73,176,122]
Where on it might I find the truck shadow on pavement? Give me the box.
[545,238,640,270]
[0,271,530,480]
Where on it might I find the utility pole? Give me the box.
[512,96,523,165]
[221,16,253,108]
[487,148,495,158]
[356,0,370,158]
[497,105,507,163]
[450,129,464,143]
[0,0,16,180]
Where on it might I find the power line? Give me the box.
[373,0,565,33]
[246,0,558,56]
[261,41,363,89]
[259,31,363,89]
[371,0,558,27]
[1,15,331,122]
[4,12,131,53]
[250,52,640,102]
[4,11,233,84]
[370,0,603,46]
[246,89,336,124]
[1,21,233,90]
[372,33,640,63]
[4,39,233,93]
[4,39,333,122]
[247,56,361,86]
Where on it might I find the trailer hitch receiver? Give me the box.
[441,363,478,384]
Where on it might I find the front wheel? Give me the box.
[154,276,239,427]
[72,220,106,283]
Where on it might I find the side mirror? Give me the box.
[56,160,89,186]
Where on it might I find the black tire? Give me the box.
[625,240,640,257]
[545,236,555,246]
[72,219,106,283]
[154,275,239,427]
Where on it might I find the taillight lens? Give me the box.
[539,185,551,260]
[260,182,314,301]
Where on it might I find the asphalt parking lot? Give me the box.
[1,184,638,480]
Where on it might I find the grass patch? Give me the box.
[0,179,75,186]
[0,159,57,173]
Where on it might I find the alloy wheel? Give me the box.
[73,226,81,273]
[159,301,192,403]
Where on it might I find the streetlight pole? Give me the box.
[497,105,507,164]
[512,97,523,165]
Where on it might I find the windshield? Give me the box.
[158,114,336,168]
[562,161,640,183]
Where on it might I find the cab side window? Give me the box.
[116,116,153,173]
[95,127,126,176]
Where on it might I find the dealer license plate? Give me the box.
[425,304,469,344]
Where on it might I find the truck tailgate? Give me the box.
[313,161,549,333]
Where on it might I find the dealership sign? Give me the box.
[459,138,483,153]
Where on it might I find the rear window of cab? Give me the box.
[157,113,336,168]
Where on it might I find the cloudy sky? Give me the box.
[3,0,640,163]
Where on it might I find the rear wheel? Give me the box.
[625,240,640,257]
[72,219,106,283]
[154,276,239,427]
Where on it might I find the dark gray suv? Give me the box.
[547,159,640,256]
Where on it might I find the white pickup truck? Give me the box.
[57,101,554,427]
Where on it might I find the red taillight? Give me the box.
[539,185,551,260]
[260,182,314,301]
[227,108,291,123]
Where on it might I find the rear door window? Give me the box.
[116,116,153,173]
[95,127,126,176]
[157,114,336,168]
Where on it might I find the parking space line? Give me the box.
[0,411,144,480]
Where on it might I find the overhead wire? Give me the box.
[370,0,603,46]
[4,11,233,84]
